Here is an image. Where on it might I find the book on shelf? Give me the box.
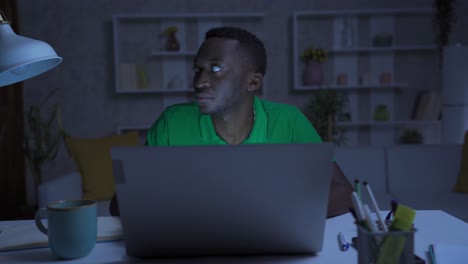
[118,63,148,90]
[118,63,136,90]
[412,90,441,121]
[136,64,148,89]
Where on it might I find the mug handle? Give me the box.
[34,208,49,235]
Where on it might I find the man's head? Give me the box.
[193,26,267,115]
[205,26,267,76]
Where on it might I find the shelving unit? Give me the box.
[336,120,441,127]
[292,8,441,146]
[295,82,409,91]
[112,12,265,94]
[330,45,437,53]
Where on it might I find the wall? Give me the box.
[15,0,467,203]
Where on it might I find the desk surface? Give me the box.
[0,210,467,263]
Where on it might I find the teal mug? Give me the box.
[35,200,97,259]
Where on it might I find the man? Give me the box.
[110,26,353,217]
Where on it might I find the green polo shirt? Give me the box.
[146,96,322,146]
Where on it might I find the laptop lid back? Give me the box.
[111,143,333,257]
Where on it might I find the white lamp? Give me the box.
[0,11,62,87]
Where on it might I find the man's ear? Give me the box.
[247,73,263,92]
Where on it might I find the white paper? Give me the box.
[433,243,468,264]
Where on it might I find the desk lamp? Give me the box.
[0,11,62,87]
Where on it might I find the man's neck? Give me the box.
[211,99,255,145]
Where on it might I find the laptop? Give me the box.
[111,143,333,258]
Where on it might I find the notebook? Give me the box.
[111,143,333,258]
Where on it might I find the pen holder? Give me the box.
[357,225,416,264]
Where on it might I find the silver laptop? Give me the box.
[111,143,333,258]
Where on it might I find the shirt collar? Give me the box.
[199,96,268,144]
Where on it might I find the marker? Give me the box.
[351,192,365,222]
[338,232,349,251]
[351,192,369,230]
[428,244,436,264]
[363,204,380,233]
[385,210,392,221]
[385,210,392,226]
[354,179,361,200]
[363,181,388,232]
[385,200,399,224]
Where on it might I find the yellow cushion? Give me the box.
[453,131,468,193]
[65,132,141,200]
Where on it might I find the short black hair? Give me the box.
[205,26,267,76]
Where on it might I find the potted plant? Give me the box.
[162,26,180,51]
[433,0,456,65]
[373,104,390,121]
[399,129,424,144]
[301,46,328,86]
[306,89,347,144]
[23,89,67,205]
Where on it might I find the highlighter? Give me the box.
[376,205,416,264]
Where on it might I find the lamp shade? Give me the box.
[0,22,62,87]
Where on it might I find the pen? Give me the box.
[363,181,388,232]
[338,232,349,251]
[354,179,361,200]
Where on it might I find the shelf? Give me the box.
[150,50,197,57]
[294,83,409,91]
[331,45,437,53]
[336,120,441,127]
[114,12,265,20]
[116,88,193,94]
[294,8,435,17]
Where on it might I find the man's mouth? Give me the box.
[195,94,214,103]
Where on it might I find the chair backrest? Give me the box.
[335,146,388,206]
[386,144,463,194]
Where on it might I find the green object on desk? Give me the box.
[428,244,436,264]
[354,179,361,200]
[376,205,416,264]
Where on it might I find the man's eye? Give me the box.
[211,65,221,73]
[193,67,200,73]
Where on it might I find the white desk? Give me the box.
[0,210,467,263]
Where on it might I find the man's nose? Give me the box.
[194,72,210,89]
